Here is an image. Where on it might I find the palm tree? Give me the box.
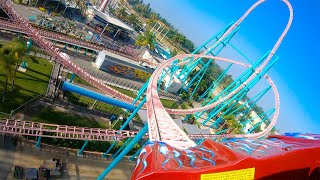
[223,114,243,134]
[135,30,156,50]
[6,38,28,91]
[0,51,15,102]
[126,13,138,25]
[115,7,127,19]
[150,12,158,21]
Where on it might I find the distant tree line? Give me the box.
[126,0,195,52]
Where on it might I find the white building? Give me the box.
[94,50,153,81]
[86,5,134,40]
[161,70,183,94]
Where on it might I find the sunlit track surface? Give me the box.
[146,0,293,149]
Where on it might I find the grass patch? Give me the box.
[64,91,127,116]
[32,107,109,128]
[0,56,53,113]
[33,107,141,155]
[109,85,137,98]
[66,73,94,88]
[66,73,137,99]
[160,99,178,109]
[65,73,180,111]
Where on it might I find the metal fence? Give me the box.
[0,112,11,119]
[10,94,44,117]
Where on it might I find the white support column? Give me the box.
[156,24,162,32]
[99,0,110,12]
[151,22,159,32]
[100,23,109,37]
[113,29,120,39]
[160,30,169,43]
[157,27,165,39]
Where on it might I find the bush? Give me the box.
[181,102,188,109]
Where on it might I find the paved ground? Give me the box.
[0,136,136,180]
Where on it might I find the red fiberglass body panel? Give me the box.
[131,134,320,180]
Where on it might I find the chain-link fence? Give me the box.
[10,94,44,117]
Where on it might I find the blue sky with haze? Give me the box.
[144,0,320,133]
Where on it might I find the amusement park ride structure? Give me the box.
[0,0,320,179]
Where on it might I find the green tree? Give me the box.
[150,12,159,21]
[115,6,127,19]
[0,52,15,102]
[170,48,177,57]
[269,127,278,135]
[135,30,156,50]
[6,38,29,91]
[126,13,141,30]
[253,125,261,133]
[221,114,243,134]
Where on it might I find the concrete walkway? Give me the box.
[0,137,135,180]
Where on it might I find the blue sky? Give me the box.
[144,0,320,133]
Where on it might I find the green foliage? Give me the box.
[0,52,15,102]
[40,137,141,155]
[170,48,178,57]
[32,107,142,155]
[135,30,156,50]
[188,100,194,107]
[0,40,52,111]
[127,0,195,52]
[186,114,196,124]
[111,119,122,130]
[66,73,94,88]
[32,107,109,128]
[253,124,261,133]
[63,91,126,116]
[181,102,188,109]
[125,13,142,31]
[269,127,278,135]
[224,114,243,134]
[160,99,178,109]
[181,91,190,101]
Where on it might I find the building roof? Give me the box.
[102,50,154,73]
[91,6,134,32]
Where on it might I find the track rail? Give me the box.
[0,119,139,141]
[0,118,238,141]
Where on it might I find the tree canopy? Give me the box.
[135,30,156,50]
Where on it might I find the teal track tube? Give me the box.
[97,124,148,180]
[103,98,146,158]
[78,140,89,155]
[69,73,76,83]
[102,142,116,158]
[35,136,41,148]
[62,82,136,111]
[112,138,131,158]
[130,140,150,161]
